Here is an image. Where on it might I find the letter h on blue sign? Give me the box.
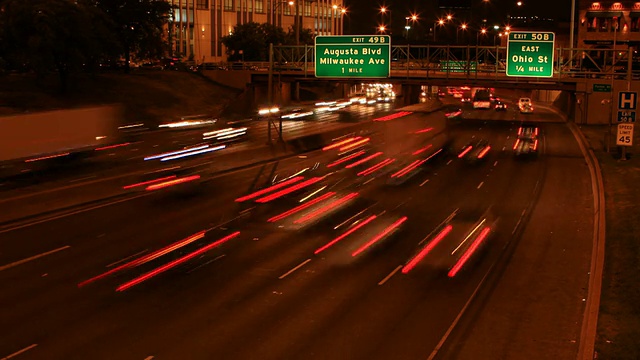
[618,92,637,110]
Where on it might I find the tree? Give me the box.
[285,27,314,45]
[95,0,172,73]
[0,0,106,91]
[222,22,287,61]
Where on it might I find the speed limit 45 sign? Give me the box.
[617,123,634,146]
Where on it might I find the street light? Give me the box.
[379,7,392,34]
[517,1,522,6]
[272,0,293,27]
[378,25,386,33]
[405,14,417,40]
[477,28,487,44]
[457,23,467,42]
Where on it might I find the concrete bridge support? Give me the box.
[401,84,421,106]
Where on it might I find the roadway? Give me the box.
[0,100,589,359]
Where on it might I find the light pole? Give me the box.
[457,23,467,43]
[569,0,576,66]
[378,25,386,34]
[332,4,338,34]
[340,8,346,35]
[272,0,293,28]
[434,18,445,42]
[380,7,392,35]
[477,28,487,44]
[405,14,417,41]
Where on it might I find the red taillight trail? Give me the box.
[145,175,200,191]
[513,139,521,150]
[412,144,433,156]
[345,152,383,169]
[323,137,360,151]
[458,146,473,159]
[327,150,366,168]
[314,215,377,254]
[123,175,177,190]
[448,227,491,278]
[294,192,359,224]
[339,138,370,152]
[477,146,491,159]
[95,142,131,151]
[78,231,206,288]
[415,127,434,134]
[116,231,241,291]
[402,224,453,274]
[267,192,336,222]
[235,176,304,202]
[351,216,408,257]
[256,177,324,203]
[357,158,395,176]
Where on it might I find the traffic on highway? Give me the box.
[0,87,590,360]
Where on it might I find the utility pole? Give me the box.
[295,0,300,45]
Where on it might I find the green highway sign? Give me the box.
[593,84,612,92]
[506,31,555,78]
[315,35,391,78]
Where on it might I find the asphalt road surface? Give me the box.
[0,101,587,360]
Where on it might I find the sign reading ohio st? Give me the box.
[315,35,391,78]
[506,31,555,78]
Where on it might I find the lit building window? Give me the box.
[611,2,623,10]
[631,16,640,31]
[196,0,208,10]
[224,0,233,11]
[255,0,264,13]
[591,2,602,10]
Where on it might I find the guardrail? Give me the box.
[203,45,640,81]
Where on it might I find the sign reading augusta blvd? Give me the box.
[315,35,391,78]
[506,31,555,78]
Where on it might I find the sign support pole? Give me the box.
[267,43,273,145]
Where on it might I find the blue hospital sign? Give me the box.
[618,91,637,110]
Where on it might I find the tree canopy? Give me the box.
[222,22,314,62]
[0,0,172,90]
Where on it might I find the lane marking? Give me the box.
[446,160,452,165]
[512,209,527,235]
[1,344,38,360]
[0,246,70,272]
[0,193,150,235]
[106,249,149,268]
[427,256,499,360]
[187,255,226,274]
[420,179,430,187]
[378,265,402,286]
[69,175,97,183]
[279,258,312,279]
[419,209,459,246]
[144,356,154,360]
[502,146,506,151]
[477,182,484,189]
[493,161,498,167]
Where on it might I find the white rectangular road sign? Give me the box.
[616,123,634,146]
[618,91,637,110]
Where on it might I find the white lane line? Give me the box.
[279,258,312,280]
[106,249,149,268]
[378,265,402,286]
[427,256,499,360]
[493,161,498,167]
[446,160,452,165]
[477,182,484,189]
[512,209,528,235]
[69,175,97,183]
[502,146,506,151]
[0,246,70,272]
[0,193,150,234]
[144,356,154,360]
[420,179,430,187]
[187,255,226,274]
[1,344,38,360]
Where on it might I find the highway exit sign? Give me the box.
[315,35,391,78]
[506,31,555,78]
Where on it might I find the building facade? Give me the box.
[168,0,345,63]
[578,1,640,51]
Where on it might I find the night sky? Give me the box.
[344,0,572,35]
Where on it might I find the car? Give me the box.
[495,101,507,111]
[518,97,532,108]
[458,139,491,163]
[461,97,472,103]
[517,124,539,139]
[513,137,539,157]
[519,103,534,114]
[453,91,463,99]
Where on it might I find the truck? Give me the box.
[0,105,123,178]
